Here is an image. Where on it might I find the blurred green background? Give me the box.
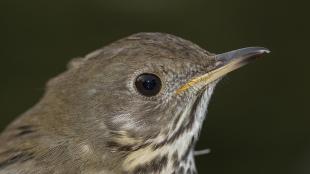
[0,0,308,173]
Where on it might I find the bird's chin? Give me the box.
[190,79,220,128]
[196,78,221,96]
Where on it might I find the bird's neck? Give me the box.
[122,86,216,174]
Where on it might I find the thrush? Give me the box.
[0,33,269,174]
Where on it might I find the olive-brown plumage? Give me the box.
[0,33,269,174]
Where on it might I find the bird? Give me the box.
[0,32,269,174]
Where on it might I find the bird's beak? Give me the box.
[176,47,270,94]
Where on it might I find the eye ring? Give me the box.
[134,73,162,97]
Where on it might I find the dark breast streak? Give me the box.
[0,150,34,169]
[125,154,168,174]
[0,125,37,170]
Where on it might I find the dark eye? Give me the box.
[135,73,162,97]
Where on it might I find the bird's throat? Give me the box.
[122,83,217,174]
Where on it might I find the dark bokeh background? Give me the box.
[0,0,308,173]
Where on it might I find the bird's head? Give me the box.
[42,32,269,171]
